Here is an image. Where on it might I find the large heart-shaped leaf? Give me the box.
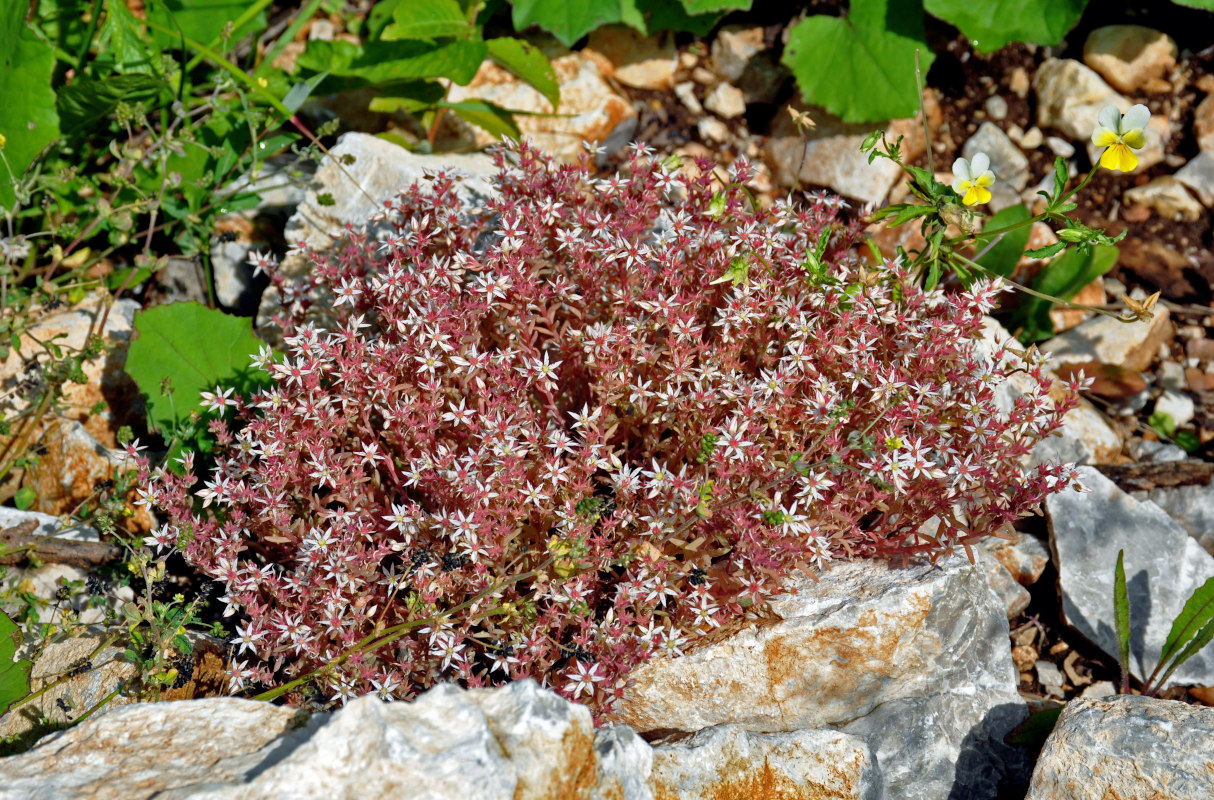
[511,0,627,46]
[487,38,559,110]
[924,0,1086,53]
[381,0,472,40]
[782,0,933,123]
[0,610,31,715]
[0,6,61,213]
[297,39,487,86]
[125,302,270,436]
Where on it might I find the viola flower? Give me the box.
[1092,104,1150,172]
[951,153,996,206]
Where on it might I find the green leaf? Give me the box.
[0,5,61,214]
[511,0,627,47]
[97,0,161,74]
[1023,241,1066,260]
[677,0,751,11]
[381,0,472,40]
[1114,549,1131,682]
[1012,244,1118,344]
[975,203,1030,277]
[1172,0,1214,8]
[1157,617,1214,689]
[782,0,934,123]
[367,81,449,114]
[486,38,559,109]
[124,302,270,437]
[923,0,1086,53]
[1174,430,1201,453]
[630,0,725,35]
[0,609,31,715]
[283,72,330,115]
[144,0,268,53]
[1149,411,1177,438]
[1156,574,1214,680]
[443,99,522,140]
[13,486,36,510]
[297,39,487,86]
[57,74,171,136]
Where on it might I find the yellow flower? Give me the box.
[1092,104,1150,172]
[951,153,995,206]
[256,77,268,89]
[0,133,6,148]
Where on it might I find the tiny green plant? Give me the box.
[1113,548,1214,696]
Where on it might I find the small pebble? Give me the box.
[984,95,1008,120]
[674,81,702,115]
[697,116,731,143]
[1019,127,1044,150]
[1047,136,1075,158]
[691,67,716,84]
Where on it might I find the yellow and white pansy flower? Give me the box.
[951,152,995,206]
[1092,104,1150,172]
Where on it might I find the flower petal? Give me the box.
[976,171,995,188]
[969,152,990,176]
[1122,129,1146,150]
[962,185,981,206]
[1116,144,1139,172]
[1092,129,1119,148]
[1099,146,1122,171]
[1121,104,1151,134]
[1097,105,1122,134]
[951,176,969,194]
[952,157,972,182]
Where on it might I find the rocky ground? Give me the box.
[2,4,1214,798]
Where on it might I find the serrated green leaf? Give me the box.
[443,99,522,140]
[487,38,559,109]
[125,302,270,436]
[975,203,1030,277]
[1023,241,1066,260]
[97,0,160,75]
[782,0,933,123]
[1156,574,1214,679]
[297,39,487,86]
[1114,549,1131,681]
[923,0,1085,53]
[0,6,61,214]
[57,74,170,136]
[0,610,31,715]
[381,0,472,40]
[511,0,627,46]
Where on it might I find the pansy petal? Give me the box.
[1122,129,1146,150]
[1097,104,1122,133]
[969,152,990,176]
[1121,104,1151,134]
[951,177,968,194]
[1099,145,1122,171]
[952,157,972,182]
[975,185,992,205]
[1116,145,1138,172]
[1092,129,1119,148]
[976,171,995,188]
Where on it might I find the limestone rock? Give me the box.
[1083,26,1178,95]
[704,82,746,120]
[1046,466,1214,687]
[976,317,1124,466]
[650,724,882,800]
[259,134,496,335]
[585,26,677,91]
[1034,59,1167,172]
[1133,479,1214,556]
[445,51,637,164]
[1040,303,1171,373]
[1026,696,1214,799]
[0,680,654,800]
[1123,175,1204,222]
[615,557,1032,799]
[978,530,1050,587]
[1154,389,1195,428]
[1195,94,1214,154]
[710,26,767,83]
[1175,151,1214,207]
[766,103,924,205]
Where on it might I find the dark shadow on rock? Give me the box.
[947,701,1034,800]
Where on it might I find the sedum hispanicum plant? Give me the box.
[861,102,1161,344]
[134,139,1087,722]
